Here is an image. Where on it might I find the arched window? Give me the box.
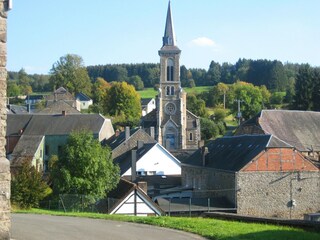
[170,86,174,95]
[166,58,174,81]
[189,132,193,141]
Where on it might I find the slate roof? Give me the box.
[22,114,106,136]
[7,114,107,137]
[184,135,292,172]
[237,110,320,152]
[140,109,157,128]
[141,98,153,106]
[11,135,44,166]
[45,87,75,101]
[76,93,92,102]
[259,110,320,151]
[38,100,80,114]
[162,1,177,47]
[7,105,29,114]
[6,114,33,136]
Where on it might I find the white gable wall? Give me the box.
[122,143,181,176]
[111,191,160,216]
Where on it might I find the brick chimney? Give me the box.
[150,126,155,139]
[137,140,144,150]
[137,181,148,193]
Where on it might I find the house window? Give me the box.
[137,171,146,176]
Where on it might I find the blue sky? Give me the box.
[7,0,320,74]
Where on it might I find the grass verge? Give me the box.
[13,209,320,240]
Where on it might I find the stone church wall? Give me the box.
[0,1,10,239]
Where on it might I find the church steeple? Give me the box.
[163,1,176,46]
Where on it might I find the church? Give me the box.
[141,2,201,151]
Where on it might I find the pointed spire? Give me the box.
[163,1,176,46]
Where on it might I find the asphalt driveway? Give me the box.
[11,214,206,240]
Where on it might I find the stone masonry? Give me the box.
[0,1,10,239]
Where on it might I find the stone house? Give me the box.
[6,113,114,172]
[44,87,81,112]
[182,135,320,219]
[235,110,320,162]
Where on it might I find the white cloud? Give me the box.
[188,37,217,47]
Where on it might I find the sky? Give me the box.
[7,0,320,74]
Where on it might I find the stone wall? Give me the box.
[0,1,10,239]
[237,171,320,219]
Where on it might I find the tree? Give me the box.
[104,82,141,127]
[206,61,221,85]
[200,118,225,141]
[293,64,314,110]
[49,54,92,95]
[128,75,144,90]
[187,94,208,118]
[11,163,52,209]
[7,81,21,97]
[217,83,229,109]
[18,68,33,95]
[50,130,120,201]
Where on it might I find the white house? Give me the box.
[141,98,156,117]
[75,93,93,110]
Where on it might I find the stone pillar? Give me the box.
[0,1,10,239]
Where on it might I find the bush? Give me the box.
[11,163,52,209]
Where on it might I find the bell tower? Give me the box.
[157,1,187,150]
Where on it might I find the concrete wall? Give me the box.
[237,171,320,219]
[0,1,10,239]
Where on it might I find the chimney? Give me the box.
[131,150,137,182]
[62,110,66,116]
[137,140,144,150]
[125,126,130,140]
[137,181,148,193]
[115,129,120,137]
[150,127,155,139]
[202,146,209,167]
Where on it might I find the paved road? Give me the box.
[12,214,206,240]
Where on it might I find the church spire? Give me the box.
[163,1,176,46]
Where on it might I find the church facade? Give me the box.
[142,2,200,150]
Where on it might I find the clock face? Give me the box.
[165,102,176,115]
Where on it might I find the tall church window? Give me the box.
[167,58,174,81]
[166,86,170,95]
[189,132,193,141]
[171,86,174,95]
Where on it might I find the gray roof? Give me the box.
[184,135,292,172]
[163,1,176,47]
[7,114,32,136]
[8,114,106,136]
[76,93,92,102]
[254,110,320,151]
[45,87,75,101]
[38,100,80,114]
[12,135,43,157]
[141,98,153,106]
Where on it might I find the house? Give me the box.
[25,94,44,105]
[7,113,114,172]
[106,127,182,196]
[235,110,320,162]
[106,178,164,216]
[182,135,320,219]
[76,93,93,110]
[141,98,156,116]
[37,100,81,114]
[45,87,81,112]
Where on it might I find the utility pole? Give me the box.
[234,99,244,125]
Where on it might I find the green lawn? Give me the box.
[138,86,211,99]
[14,209,319,240]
